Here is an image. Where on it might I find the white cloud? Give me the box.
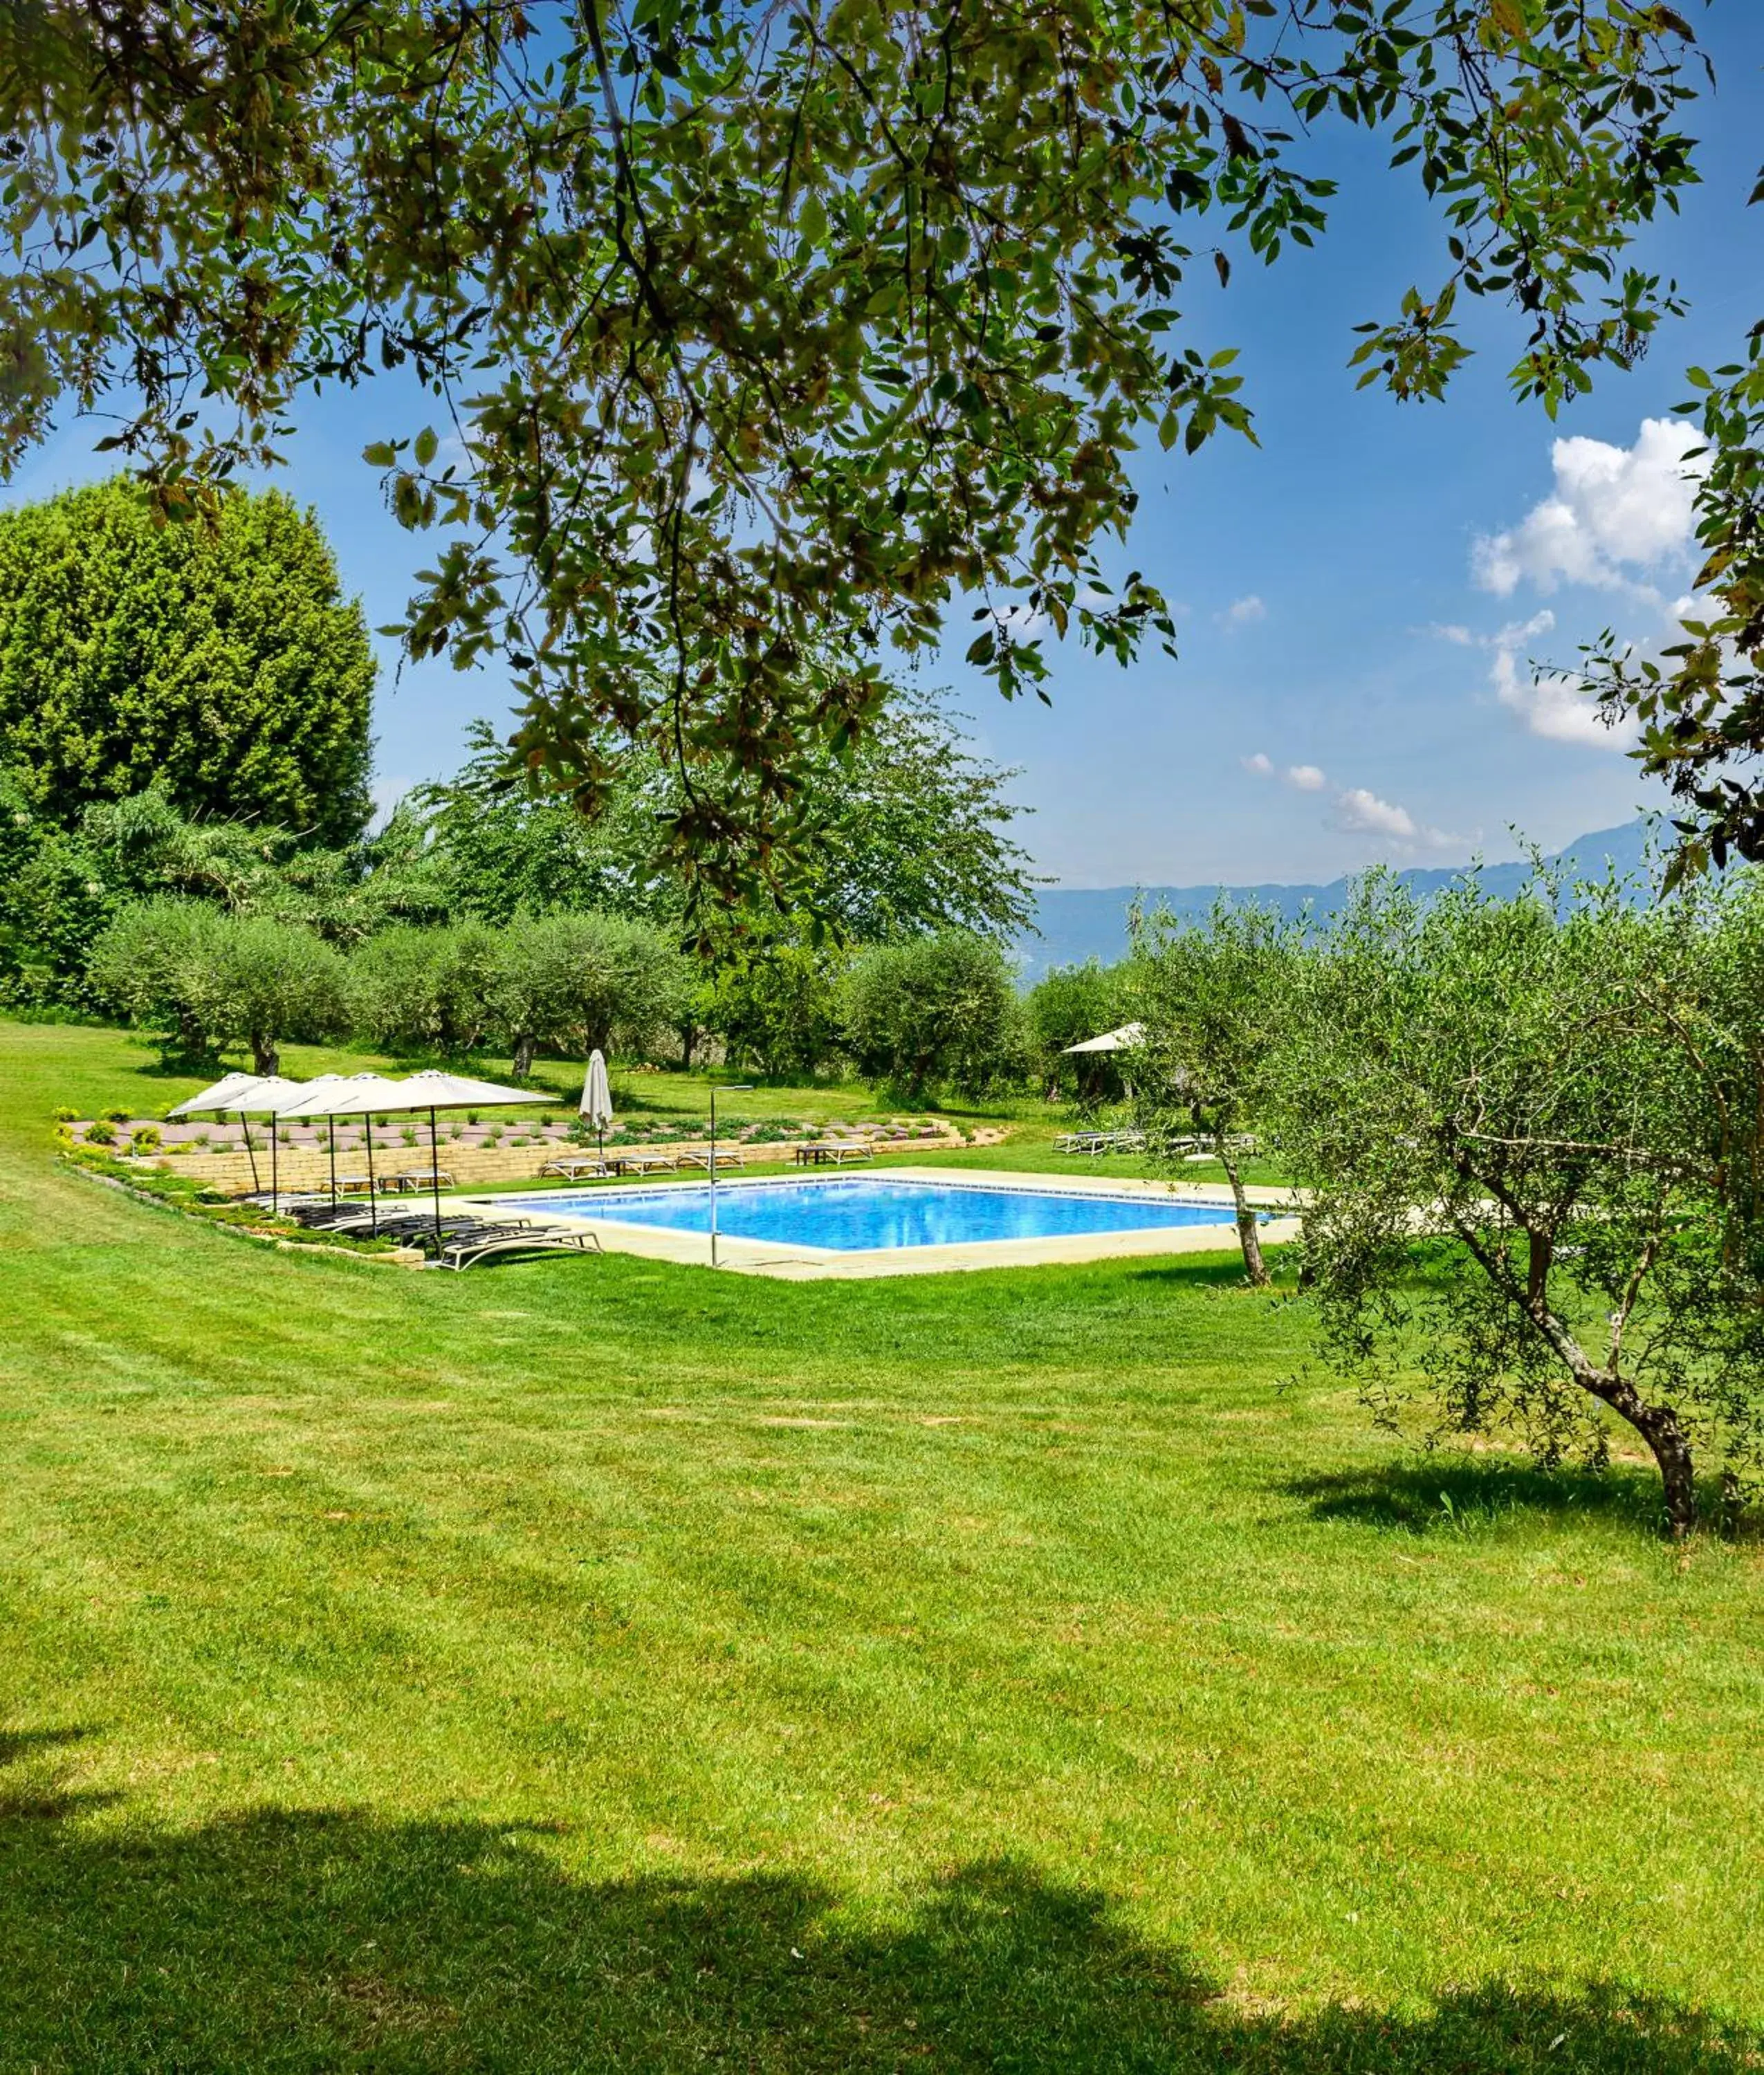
[1481,609,1637,750]
[1220,593,1266,627]
[1429,622,1476,647]
[1334,788,1417,841]
[1472,417,1705,600]
[1243,752,1330,792]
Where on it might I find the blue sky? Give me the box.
[9,14,1763,890]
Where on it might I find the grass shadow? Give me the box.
[0,1740,1752,2070]
[1285,1457,1666,1537]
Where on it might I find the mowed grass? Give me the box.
[1,1020,1760,2072]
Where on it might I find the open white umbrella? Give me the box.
[168,1073,305,1197]
[389,1071,542,1247]
[272,1073,410,1231]
[279,1069,540,1246]
[1060,1023,1146,1055]
[167,1071,259,1119]
[579,1051,614,1168]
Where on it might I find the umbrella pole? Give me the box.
[367,1125,378,1235]
[239,1111,261,1194]
[327,1116,337,1208]
[271,1116,279,1208]
[430,1107,442,1251]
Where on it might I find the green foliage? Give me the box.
[0,775,448,1009]
[1277,865,1764,1537]
[0,479,375,843]
[82,1117,115,1145]
[346,923,504,1058]
[0,6,1700,903]
[1583,325,1764,883]
[0,767,114,1007]
[211,913,350,1076]
[841,934,1022,1100]
[493,912,692,1079]
[413,691,1038,945]
[88,898,345,1074]
[704,931,849,1082]
[86,897,228,1064]
[1025,961,1131,1103]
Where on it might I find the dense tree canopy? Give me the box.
[0,479,376,843]
[89,898,347,1072]
[412,692,1038,944]
[0,1,1703,901]
[841,932,1022,1099]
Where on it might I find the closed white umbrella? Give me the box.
[579,1051,614,1166]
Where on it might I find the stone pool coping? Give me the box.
[446,1166,1305,1280]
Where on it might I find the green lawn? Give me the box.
[1,1019,1759,2071]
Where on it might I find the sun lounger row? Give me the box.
[267,1199,600,1269]
[1055,1128,1148,1155]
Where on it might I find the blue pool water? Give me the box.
[495,1177,1262,1253]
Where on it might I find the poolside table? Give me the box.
[383,1168,456,1194]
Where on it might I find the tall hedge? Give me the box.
[0,479,375,844]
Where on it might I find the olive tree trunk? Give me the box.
[1217,1134,1269,1287]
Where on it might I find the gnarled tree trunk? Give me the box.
[1218,1134,1269,1287]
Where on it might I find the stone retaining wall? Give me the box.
[132,1128,966,1197]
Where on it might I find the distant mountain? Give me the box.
[1014,820,1654,981]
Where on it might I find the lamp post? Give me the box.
[709,1083,752,1269]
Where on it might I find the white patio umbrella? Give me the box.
[272,1073,410,1231]
[392,1071,544,1248]
[166,1071,259,1118]
[264,1072,351,1206]
[281,1069,541,1248]
[579,1051,614,1167]
[167,1073,305,1197]
[1060,1022,1146,1055]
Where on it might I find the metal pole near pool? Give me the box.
[708,1084,752,1270]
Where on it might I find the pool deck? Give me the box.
[449,1166,1305,1280]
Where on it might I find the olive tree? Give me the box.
[1277,867,1764,1539]
[841,934,1022,1102]
[347,922,503,1058]
[90,899,344,1073]
[87,896,229,1064]
[493,912,690,1078]
[1128,901,1299,1286]
[1027,959,1132,1104]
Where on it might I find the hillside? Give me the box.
[1016,820,1654,979]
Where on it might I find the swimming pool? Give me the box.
[493,1175,1265,1254]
